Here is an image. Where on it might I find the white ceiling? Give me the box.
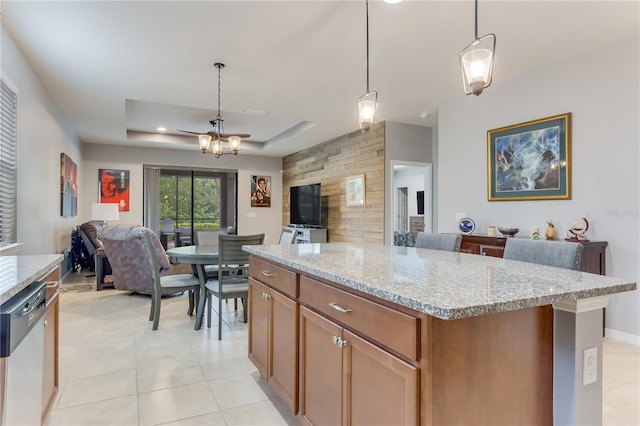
[2,1,638,157]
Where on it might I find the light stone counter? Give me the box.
[0,254,63,304]
[244,243,636,320]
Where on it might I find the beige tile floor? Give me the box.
[48,272,639,426]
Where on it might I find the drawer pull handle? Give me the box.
[332,335,339,344]
[338,339,347,348]
[329,302,352,313]
[261,271,275,277]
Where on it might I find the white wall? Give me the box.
[81,144,284,244]
[384,122,433,243]
[438,36,639,342]
[2,24,82,256]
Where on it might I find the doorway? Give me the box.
[396,187,408,231]
[388,161,432,243]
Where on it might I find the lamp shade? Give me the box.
[358,91,378,131]
[459,33,496,96]
[198,134,212,152]
[228,136,241,154]
[91,203,119,222]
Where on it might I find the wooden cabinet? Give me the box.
[298,275,419,426]
[409,216,424,238]
[248,260,299,413]
[460,235,608,274]
[41,266,60,424]
[299,306,418,426]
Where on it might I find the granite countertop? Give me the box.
[0,254,63,304]
[244,243,636,320]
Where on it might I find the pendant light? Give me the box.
[358,0,377,131]
[459,0,496,96]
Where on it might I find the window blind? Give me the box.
[0,79,18,245]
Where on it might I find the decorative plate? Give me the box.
[458,218,475,235]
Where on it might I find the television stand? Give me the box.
[283,227,327,244]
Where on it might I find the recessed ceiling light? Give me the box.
[420,112,429,119]
[384,0,403,4]
[157,126,167,132]
[243,108,268,116]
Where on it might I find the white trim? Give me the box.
[605,328,640,346]
[0,243,23,256]
[552,295,610,313]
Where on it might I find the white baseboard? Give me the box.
[605,328,640,346]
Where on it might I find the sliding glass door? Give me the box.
[144,166,237,247]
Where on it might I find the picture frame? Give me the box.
[487,112,571,201]
[346,174,365,206]
[60,153,78,217]
[99,168,130,211]
[251,175,271,207]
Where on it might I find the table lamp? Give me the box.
[91,203,119,225]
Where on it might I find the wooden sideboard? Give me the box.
[409,216,424,238]
[460,234,607,275]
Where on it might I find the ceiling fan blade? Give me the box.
[220,133,251,139]
[177,129,206,136]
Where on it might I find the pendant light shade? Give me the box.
[358,91,378,131]
[460,0,496,96]
[358,0,377,130]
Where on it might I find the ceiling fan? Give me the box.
[178,63,250,157]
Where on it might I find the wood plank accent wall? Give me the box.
[282,122,385,243]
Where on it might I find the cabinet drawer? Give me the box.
[250,257,298,298]
[299,276,419,361]
[480,245,504,258]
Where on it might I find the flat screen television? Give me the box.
[289,183,322,227]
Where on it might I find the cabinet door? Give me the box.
[269,289,298,413]
[42,291,59,422]
[480,245,504,257]
[460,242,480,255]
[343,329,419,426]
[299,307,343,426]
[248,279,269,378]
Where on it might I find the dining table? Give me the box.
[166,245,218,330]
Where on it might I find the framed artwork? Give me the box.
[60,153,78,217]
[346,174,365,206]
[487,112,571,201]
[99,168,130,211]
[251,175,271,207]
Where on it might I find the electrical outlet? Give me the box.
[583,347,597,385]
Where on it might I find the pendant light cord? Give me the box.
[365,0,370,93]
[474,0,479,40]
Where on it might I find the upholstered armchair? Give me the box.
[99,224,193,295]
[176,226,193,246]
[78,221,112,275]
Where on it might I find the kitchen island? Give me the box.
[244,243,636,426]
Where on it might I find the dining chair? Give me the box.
[503,238,584,270]
[197,229,225,279]
[139,229,201,330]
[279,227,297,244]
[205,233,265,339]
[415,232,462,252]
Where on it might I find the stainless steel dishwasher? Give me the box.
[1,281,47,426]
